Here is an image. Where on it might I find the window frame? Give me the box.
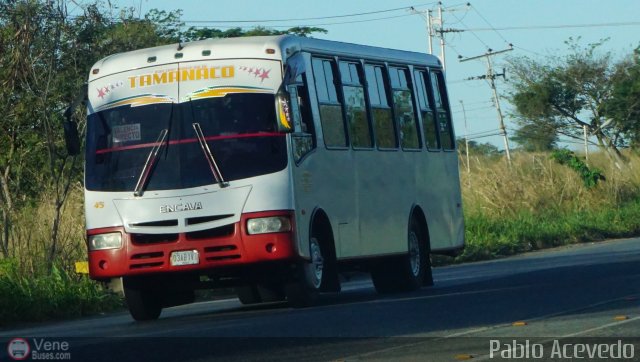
[414,68,442,152]
[312,56,349,150]
[388,65,422,152]
[428,70,456,151]
[337,59,374,150]
[364,62,398,151]
[290,69,318,165]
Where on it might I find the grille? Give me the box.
[186,214,234,226]
[131,233,179,245]
[129,251,164,269]
[130,219,178,227]
[203,244,241,262]
[186,224,235,240]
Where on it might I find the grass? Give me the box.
[452,151,640,263]
[0,260,122,325]
[0,187,122,326]
[457,199,640,262]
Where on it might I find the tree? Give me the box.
[508,38,629,165]
[510,123,558,152]
[182,25,327,42]
[456,139,502,158]
[604,47,640,149]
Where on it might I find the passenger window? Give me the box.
[390,67,420,149]
[339,61,372,148]
[414,70,439,149]
[429,71,454,150]
[364,64,396,148]
[312,58,347,148]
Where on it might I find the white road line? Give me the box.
[562,315,640,338]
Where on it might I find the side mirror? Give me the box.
[275,86,293,133]
[63,120,80,156]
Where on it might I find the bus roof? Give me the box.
[89,35,441,81]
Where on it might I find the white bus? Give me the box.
[64,35,464,321]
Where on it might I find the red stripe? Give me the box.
[95,132,284,155]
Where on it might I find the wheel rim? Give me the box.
[308,238,324,289]
[408,230,421,277]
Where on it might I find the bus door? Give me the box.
[289,53,359,259]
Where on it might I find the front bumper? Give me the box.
[87,210,297,279]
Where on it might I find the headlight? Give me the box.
[88,232,122,250]
[246,216,291,235]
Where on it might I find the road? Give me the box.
[2,237,640,361]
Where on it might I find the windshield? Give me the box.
[85,93,287,192]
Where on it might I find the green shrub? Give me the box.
[0,260,122,325]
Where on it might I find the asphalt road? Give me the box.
[2,237,640,361]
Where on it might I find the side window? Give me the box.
[339,61,372,148]
[414,69,440,149]
[312,58,347,148]
[389,67,420,149]
[293,72,315,145]
[364,64,396,148]
[429,71,454,150]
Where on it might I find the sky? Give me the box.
[107,0,640,150]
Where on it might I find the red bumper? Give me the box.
[88,211,297,279]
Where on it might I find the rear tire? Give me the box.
[372,219,428,294]
[123,278,162,321]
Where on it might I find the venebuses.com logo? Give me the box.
[7,337,71,360]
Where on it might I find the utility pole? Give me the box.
[427,9,434,55]
[410,2,467,70]
[461,47,513,164]
[460,100,470,174]
[583,125,589,165]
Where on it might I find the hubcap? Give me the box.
[408,231,421,277]
[308,238,324,289]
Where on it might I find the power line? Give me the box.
[185,13,418,28]
[505,127,595,147]
[449,10,491,51]
[469,4,511,48]
[467,132,502,141]
[176,2,437,23]
[451,105,494,113]
[466,21,640,31]
[466,128,502,137]
[512,45,546,57]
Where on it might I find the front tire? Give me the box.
[123,278,162,321]
[285,237,325,307]
[372,219,428,294]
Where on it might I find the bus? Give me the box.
[63,35,464,321]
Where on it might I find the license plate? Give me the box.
[170,250,199,266]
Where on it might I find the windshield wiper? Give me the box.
[192,122,229,188]
[133,129,168,197]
